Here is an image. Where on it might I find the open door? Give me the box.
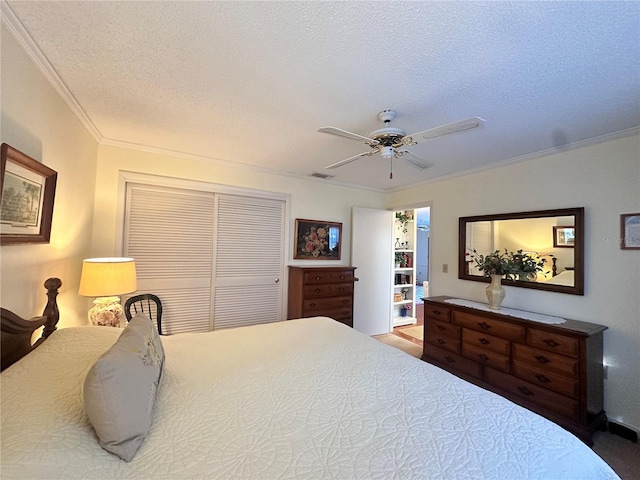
[351,207,393,335]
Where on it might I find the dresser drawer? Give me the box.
[527,329,579,357]
[423,303,451,322]
[322,308,353,324]
[453,311,525,342]
[485,367,579,421]
[329,271,355,283]
[462,329,510,355]
[513,361,578,399]
[513,344,578,378]
[303,283,353,299]
[303,270,355,285]
[303,296,352,315]
[425,333,460,354]
[424,344,482,379]
[303,271,334,284]
[425,319,460,340]
[462,343,510,372]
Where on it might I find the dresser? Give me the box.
[422,296,607,444]
[287,266,357,327]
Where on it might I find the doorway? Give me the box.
[392,205,430,345]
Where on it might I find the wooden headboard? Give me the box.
[1,277,62,371]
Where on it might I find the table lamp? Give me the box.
[79,257,137,327]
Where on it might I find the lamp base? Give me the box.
[89,296,124,327]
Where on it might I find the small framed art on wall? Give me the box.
[1,144,57,245]
[293,218,342,259]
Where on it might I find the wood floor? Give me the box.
[391,302,423,346]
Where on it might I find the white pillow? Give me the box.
[83,313,164,461]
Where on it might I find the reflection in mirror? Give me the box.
[459,208,584,295]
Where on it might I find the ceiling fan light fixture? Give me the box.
[381,146,394,158]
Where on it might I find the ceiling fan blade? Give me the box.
[404,117,485,143]
[325,151,373,169]
[318,126,379,145]
[400,150,432,170]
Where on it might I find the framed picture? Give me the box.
[621,213,640,250]
[294,218,342,260]
[1,143,57,245]
[553,225,575,248]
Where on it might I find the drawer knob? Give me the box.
[535,355,550,364]
[444,356,456,363]
[479,353,489,361]
[315,276,321,280]
[338,287,345,292]
[433,309,442,315]
[479,338,490,345]
[437,325,445,331]
[517,386,534,396]
[437,339,445,345]
[339,275,345,279]
[535,374,550,383]
[314,289,321,293]
[309,303,316,308]
[477,321,491,330]
[544,339,560,347]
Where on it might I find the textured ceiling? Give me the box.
[3,1,639,192]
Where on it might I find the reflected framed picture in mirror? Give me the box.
[553,226,575,248]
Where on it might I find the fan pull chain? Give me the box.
[390,157,393,179]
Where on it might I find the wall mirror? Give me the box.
[458,207,584,295]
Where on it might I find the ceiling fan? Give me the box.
[318,110,485,178]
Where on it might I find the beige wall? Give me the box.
[387,134,640,432]
[1,26,98,325]
[92,144,386,263]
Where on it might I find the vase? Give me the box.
[88,296,124,327]
[486,274,505,310]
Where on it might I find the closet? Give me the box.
[123,182,286,334]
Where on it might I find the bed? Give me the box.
[1,278,619,479]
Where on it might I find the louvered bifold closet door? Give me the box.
[213,194,285,330]
[124,184,215,334]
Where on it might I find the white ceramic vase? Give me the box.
[486,274,505,310]
[88,296,124,327]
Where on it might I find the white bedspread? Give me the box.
[1,317,618,479]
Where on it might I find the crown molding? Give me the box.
[1,1,103,141]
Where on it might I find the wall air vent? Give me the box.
[310,172,334,179]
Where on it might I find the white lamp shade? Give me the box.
[79,257,137,297]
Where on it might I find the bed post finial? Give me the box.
[42,277,62,338]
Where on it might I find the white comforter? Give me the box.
[1,317,618,479]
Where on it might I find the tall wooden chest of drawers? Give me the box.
[287,266,357,327]
[422,296,607,444]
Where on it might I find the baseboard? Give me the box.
[608,421,639,443]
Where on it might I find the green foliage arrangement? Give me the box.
[467,248,549,279]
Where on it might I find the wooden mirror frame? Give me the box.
[458,207,584,295]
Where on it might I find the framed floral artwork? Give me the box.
[1,143,57,245]
[621,213,640,250]
[553,226,575,248]
[294,218,342,259]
